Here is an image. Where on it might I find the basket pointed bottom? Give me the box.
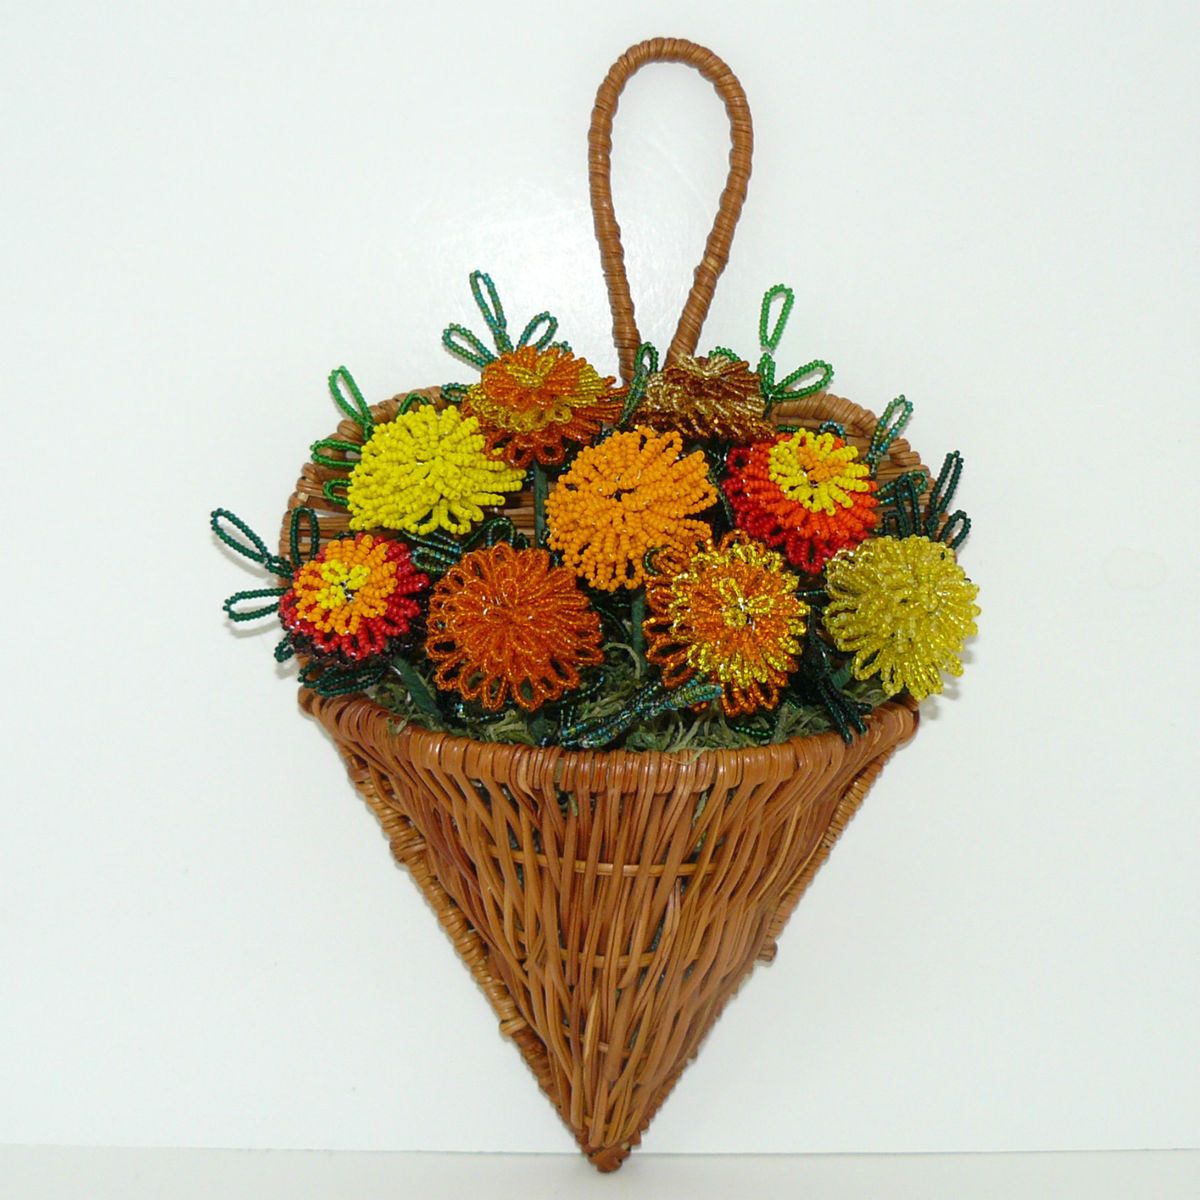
[304,692,917,1170]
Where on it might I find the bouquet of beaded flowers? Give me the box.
[211,39,980,1173]
[213,271,978,750]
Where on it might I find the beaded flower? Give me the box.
[546,426,717,592]
[637,354,772,444]
[346,403,524,536]
[723,428,879,574]
[425,542,604,711]
[279,533,429,662]
[822,535,979,701]
[464,345,625,469]
[643,534,808,716]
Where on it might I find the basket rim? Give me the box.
[301,686,919,774]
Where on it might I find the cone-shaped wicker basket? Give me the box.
[283,39,925,1171]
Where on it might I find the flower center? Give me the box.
[314,560,371,610]
[715,575,775,629]
[767,431,871,515]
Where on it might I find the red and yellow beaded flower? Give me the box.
[546,426,717,591]
[643,533,808,716]
[425,542,604,712]
[463,345,625,469]
[279,533,429,661]
[723,428,879,574]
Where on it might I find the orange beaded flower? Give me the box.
[279,533,428,662]
[638,354,772,443]
[425,542,604,712]
[643,533,808,716]
[723,428,879,574]
[463,345,625,469]
[545,426,717,592]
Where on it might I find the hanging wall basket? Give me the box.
[212,37,979,1171]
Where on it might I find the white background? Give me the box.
[3,0,1198,1169]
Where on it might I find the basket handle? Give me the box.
[588,38,754,384]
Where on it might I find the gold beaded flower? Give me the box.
[463,345,625,469]
[545,426,717,591]
[823,535,980,700]
[643,533,808,716]
[346,403,524,536]
[638,354,772,443]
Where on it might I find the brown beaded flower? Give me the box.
[463,345,625,469]
[643,533,808,716]
[424,542,604,712]
[545,426,717,592]
[637,354,773,443]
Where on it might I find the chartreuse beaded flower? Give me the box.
[279,533,429,661]
[546,426,717,591]
[425,542,604,712]
[643,533,808,716]
[823,535,980,701]
[464,344,625,469]
[347,404,523,536]
[723,428,879,573]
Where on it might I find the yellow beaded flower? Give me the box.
[643,534,808,716]
[346,403,524,536]
[823,536,980,701]
[545,426,717,591]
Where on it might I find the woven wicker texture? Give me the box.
[280,39,927,1170]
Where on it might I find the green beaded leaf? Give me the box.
[299,660,387,698]
[440,382,469,403]
[618,342,658,428]
[706,345,740,363]
[288,506,321,568]
[397,392,434,415]
[310,438,362,469]
[273,634,296,663]
[442,323,496,369]
[222,587,287,622]
[211,508,268,565]
[770,357,834,402]
[321,478,350,508]
[470,270,513,354]
[865,395,914,472]
[517,311,558,350]
[759,284,795,352]
[328,367,373,436]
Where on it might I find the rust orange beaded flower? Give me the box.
[425,542,604,712]
[279,533,429,662]
[463,345,625,469]
[638,354,773,443]
[723,428,879,574]
[545,426,717,592]
[643,533,808,716]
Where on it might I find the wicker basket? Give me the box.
[278,39,929,1171]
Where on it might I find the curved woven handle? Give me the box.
[589,38,754,383]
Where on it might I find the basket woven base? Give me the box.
[301,691,917,1170]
